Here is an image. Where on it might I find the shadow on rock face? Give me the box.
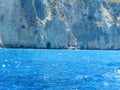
[34,0,47,20]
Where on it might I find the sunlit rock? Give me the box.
[0,0,120,49]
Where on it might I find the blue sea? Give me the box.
[0,49,120,90]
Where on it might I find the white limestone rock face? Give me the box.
[0,0,120,49]
[0,0,18,47]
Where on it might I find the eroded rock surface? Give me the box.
[0,0,120,49]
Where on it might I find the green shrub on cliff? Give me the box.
[107,0,120,3]
[51,0,57,7]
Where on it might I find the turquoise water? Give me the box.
[0,49,120,90]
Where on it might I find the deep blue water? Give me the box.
[0,49,120,90]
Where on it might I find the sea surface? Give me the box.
[0,49,120,90]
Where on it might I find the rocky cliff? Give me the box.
[0,0,120,49]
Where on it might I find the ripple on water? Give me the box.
[0,50,120,90]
